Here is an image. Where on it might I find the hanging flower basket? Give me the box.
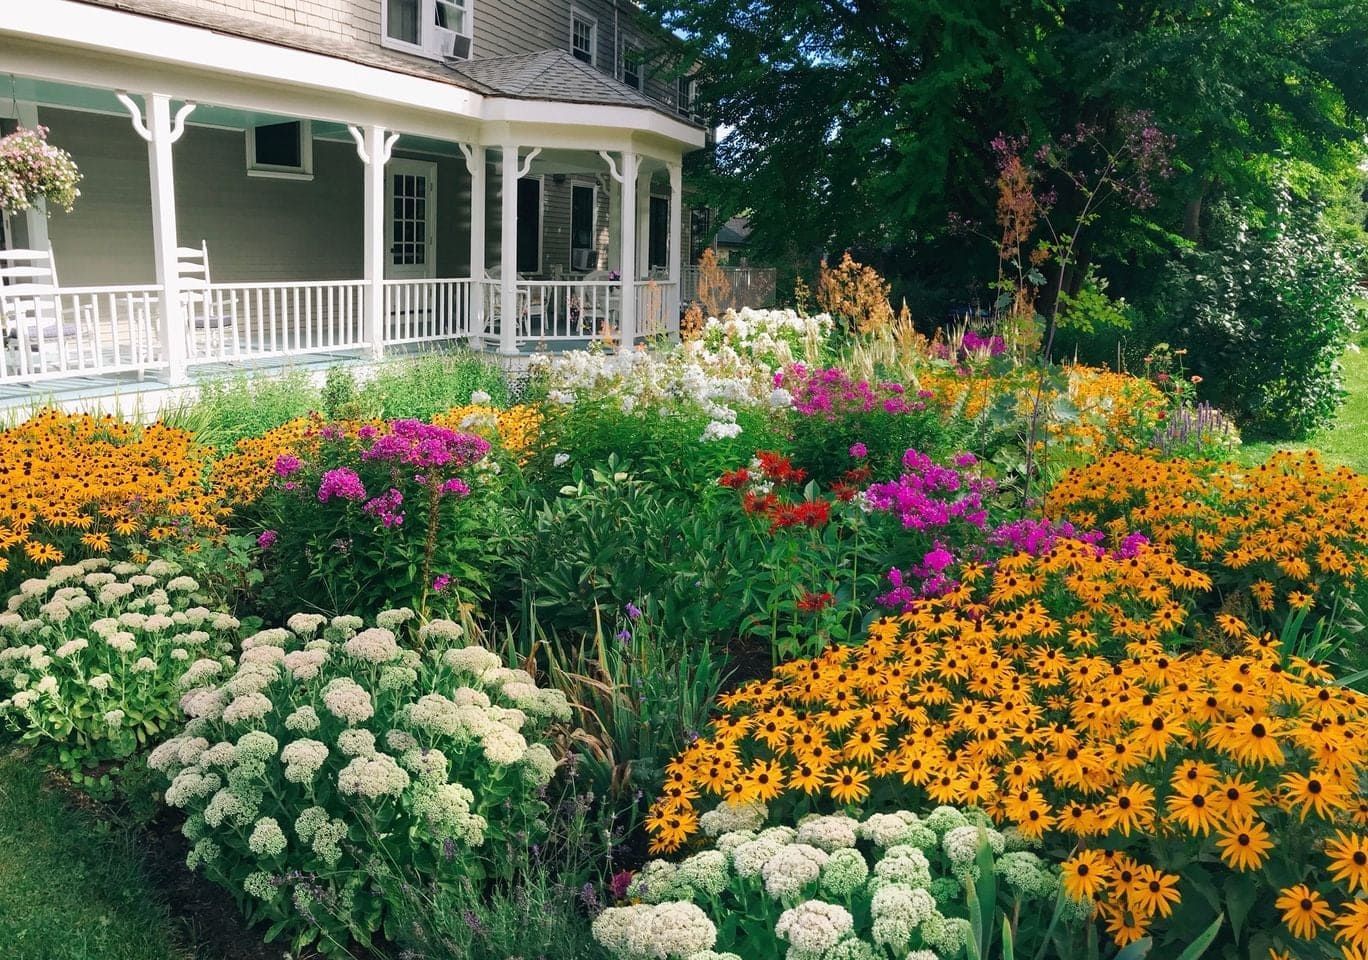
[0,125,82,214]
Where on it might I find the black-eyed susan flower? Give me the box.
[1274,883,1333,939]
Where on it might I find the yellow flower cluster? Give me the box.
[214,404,541,505]
[209,415,369,506]
[430,403,541,462]
[917,365,1165,461]
[0,409,224,574]
[1049,450,1368,616]
[648,538,1368,951]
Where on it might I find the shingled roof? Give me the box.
[73,0,698,125]
[451,49,662,110]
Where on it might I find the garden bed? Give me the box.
[1,304,1366,960]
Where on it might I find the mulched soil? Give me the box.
[139,811,296,960]
[50,773,305,960]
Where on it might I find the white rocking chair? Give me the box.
[0,246,97,379]
[179,240,236,360]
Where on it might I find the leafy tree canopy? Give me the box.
[647,0,1368,313]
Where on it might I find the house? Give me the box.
[712,215,752,266]
[0,0,707,397]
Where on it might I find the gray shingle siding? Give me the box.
[90,0,692,114]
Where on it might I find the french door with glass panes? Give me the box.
[385,159,437,279]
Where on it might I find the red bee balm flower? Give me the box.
[798,591,835,612]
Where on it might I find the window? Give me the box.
[516,177,542,274]
[246,120,313,180]
[571,10,596,65]
[622,45,643,90]
[435,0,467,34]
[383,0,472,59]
[649,195,669,269]
[689,207,712,263]
[571,183,597,271]
[386,0,420,46]
[676,75,695,117]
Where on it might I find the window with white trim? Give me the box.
[571,183,597,271]
[571,10,597,65]
[382,0,473,60]
[246,120,313,180]
[622,44,643,90]
[676,75,696,117]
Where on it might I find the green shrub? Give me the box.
[1166,193,1360,439]
[149,610,572,956]
[0,557,239,795]
[527,394,783,497]
[358,351,510,420]
[518,460,754,641]
[175,370,320,452]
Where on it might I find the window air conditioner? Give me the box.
[434,27,471,60]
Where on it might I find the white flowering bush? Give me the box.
[596,804,1074,960]
[698,308,834,369]
[529,343,787,447]
[0,557,237,794]
[148,610,572,955]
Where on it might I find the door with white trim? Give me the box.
[385,159,438,279]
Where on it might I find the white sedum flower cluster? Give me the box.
[149,607,573,950]
[0,558,237,781]
[594,805,1060,960]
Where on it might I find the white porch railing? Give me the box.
[635,279,679,339]
[382,278,472,346]
[1,273,678,390]
[191,280,368,362]
[680,265,777,311]
[0,284,164,385]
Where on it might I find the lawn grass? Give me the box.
[0,750,188,960]
[1237,338,1368,473]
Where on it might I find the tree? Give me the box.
[646,0,1368,316]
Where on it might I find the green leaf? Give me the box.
[1174,914,1223,960]
[1113,937,1152,960]
[1224,873,1258,943]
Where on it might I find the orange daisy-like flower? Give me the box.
[826,765,869,805]
[1216,818,1273,871]
[1274,884,1333,940]
[1326,832,1368,893]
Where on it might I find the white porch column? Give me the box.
[499,145,518,355]
[14,103,50,254]
[618,150,638,349]
[635,165,652,279]
[606,172,621,271]
[361,125,390,360]
[143,94,187,385]
[668,162,682,337]
[462,144,486,349]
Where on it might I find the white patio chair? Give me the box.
[484,266,540,338]
[179,240,236,359]
[581,268,621,337]
[0,246,96,378]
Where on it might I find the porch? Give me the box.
[0,2,704,405]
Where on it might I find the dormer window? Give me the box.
[571,9,597,65]
[382,0,472,60]
[622,44,643,90]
